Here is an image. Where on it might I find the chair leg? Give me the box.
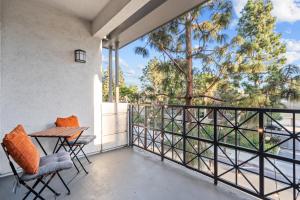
[71,145,91,164]
[40,178,60,196]
[64,144,80,173]
[73,153,88,174]
[22,182,46,200]
[70,145,79,154]
[23,179,41,200]
[80,145,92,164]
[68,145,88,174]
[57,172,71,195]
[70,156,80,173]
[33,173,57,200]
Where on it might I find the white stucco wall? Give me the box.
[102,103,128,151]
[0,0,102,174]
[0,0,2,134]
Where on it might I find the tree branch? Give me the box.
[152,93,226,102]
[153,41,187,76]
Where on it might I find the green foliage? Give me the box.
[135,0,233,105]
[230,0,288,107]
[136,0,300,108]
[120,85,139,102]
[102,69,138,103]
[140,58,186,104]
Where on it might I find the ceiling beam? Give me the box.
[102,0,208,49]
[92,0,150,39]
[106,0,167,47]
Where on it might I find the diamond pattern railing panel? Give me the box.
[129,105,300,200]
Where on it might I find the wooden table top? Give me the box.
[29,127,89,138]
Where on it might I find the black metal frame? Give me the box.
[61,141,92,175]
[1,143,70,200]
[129,104,300,200]
[32,130,89,174]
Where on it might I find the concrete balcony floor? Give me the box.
[0,148,255,200]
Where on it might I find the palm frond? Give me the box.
[134,47,149,58]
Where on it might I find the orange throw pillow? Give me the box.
[3,125,40,174]
[55,115,81,141]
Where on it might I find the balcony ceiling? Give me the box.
[103,0,208,49]
[36,0,207,49]
[35,0,111,20]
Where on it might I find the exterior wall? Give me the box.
[0,0,102,174]
[0,0,2,135]
[101,103,128,151]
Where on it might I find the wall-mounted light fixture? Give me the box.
[74,49,86,63]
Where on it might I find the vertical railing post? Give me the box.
[130,104,134,147]
[235,109,238,185]
[128,105,131,147]
[293,112,296,200]
[161,106,165,161]
[144,106,148,150]
[258,111,264,198]
[183,107,186,166]
[213,108,218,185]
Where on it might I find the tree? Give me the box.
[102,70,110,101]
[120,85,139,103]
[140,58,186,104]
[280,64,300,101]
[135,0,233,106]
[232,0,287,107]
[102,69,138,102]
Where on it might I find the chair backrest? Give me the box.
[1,143,21,181]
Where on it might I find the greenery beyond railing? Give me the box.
[129,104,300,200]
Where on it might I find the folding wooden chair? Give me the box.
[2,143,73,200]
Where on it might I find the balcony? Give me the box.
[1,0,300,200]
[2,104,300,200]
[0,148,253,200]
[129,104,300,200]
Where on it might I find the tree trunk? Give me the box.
[185,16,193,106]
[185,16,197,167]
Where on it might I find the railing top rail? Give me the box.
[131,104,300,113]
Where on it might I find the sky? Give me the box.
[102,0,300,88]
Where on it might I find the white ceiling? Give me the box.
[105,0,207,48]
[34,0,208,48]
[36,0,110,20]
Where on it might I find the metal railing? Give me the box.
[129,104,300,200]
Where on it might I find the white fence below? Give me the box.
[101,103,129,151]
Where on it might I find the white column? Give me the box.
[115,41,120,103]
[108,45,113,102]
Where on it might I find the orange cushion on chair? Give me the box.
[3,125,40,174]
[55,115,81,141]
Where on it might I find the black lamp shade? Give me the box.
[75,49,86,63]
